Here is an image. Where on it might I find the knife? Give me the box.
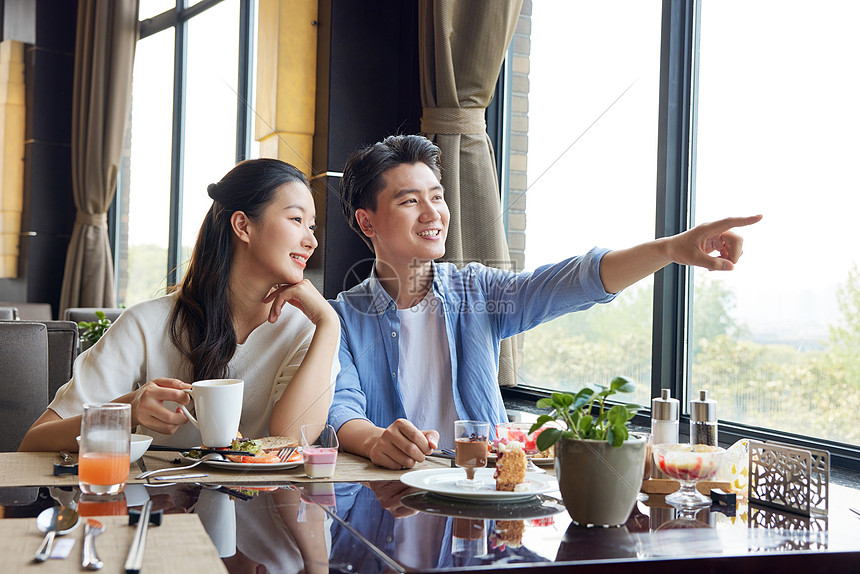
[136,457,148,475]
[152,473,208,481]
[148,445,255,456]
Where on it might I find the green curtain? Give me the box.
[419,0,524,387]
[59,0,139,315]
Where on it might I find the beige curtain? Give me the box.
[419,0,523,387]
[59,0,138,315]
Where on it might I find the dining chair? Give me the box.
[42,320,79,401]
[0,321,49,451]
[62,307,124,324]
[0,319,78,401]
[0,301,51,320]
[0,487,40,508]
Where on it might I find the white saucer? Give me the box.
[400,468,558,502]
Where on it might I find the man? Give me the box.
[323,134,760,470]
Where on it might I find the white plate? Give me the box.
[488,452,555,466]
[400,468,559,502]
[180,451,301,471]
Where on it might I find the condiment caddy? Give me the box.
[642,388,730,497]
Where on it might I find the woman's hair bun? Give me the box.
[207,182,218,199]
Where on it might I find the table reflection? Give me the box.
[555,506,647,562]
[328,481,558,572]
[223,487,330,574]
[1,478,859,572]
[453,518,486,563]
[197,487,235,557]
[0,484,332,574]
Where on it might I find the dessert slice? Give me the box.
[494,440,527,491]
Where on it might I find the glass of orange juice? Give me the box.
[79,403,131,495]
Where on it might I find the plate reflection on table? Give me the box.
[400,491,565,521]
[400,492,564,520]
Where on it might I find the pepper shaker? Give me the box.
[690,389,718,446]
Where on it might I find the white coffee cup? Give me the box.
[179,379,244,447]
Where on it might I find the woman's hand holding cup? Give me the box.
[129,378,192,435]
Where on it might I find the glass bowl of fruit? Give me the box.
[652,443,725,508]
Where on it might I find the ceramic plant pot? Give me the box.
[555,435,647,527]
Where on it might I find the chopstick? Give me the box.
[148,445,255,456]
[124,499,152,574]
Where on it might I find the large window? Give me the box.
[122,28,174,303]
[117,0,257,305]
[508,0,860,460]
[691,0,860,447]
[512,0,662,411]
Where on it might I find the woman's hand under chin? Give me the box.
[263,279,337,326]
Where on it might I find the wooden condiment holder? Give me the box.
[640,478,731,495]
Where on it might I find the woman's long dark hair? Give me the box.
[169,158,309,382]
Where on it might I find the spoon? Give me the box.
[82,518,105,570]
[32,506,80,562]
[135,452,225,479]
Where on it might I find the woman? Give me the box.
[19,159,340,451]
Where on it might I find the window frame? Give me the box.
[498,0,860,471]
[487,45,513,236]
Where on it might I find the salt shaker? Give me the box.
[690,389,718,446]
[650,389,679,479]
[651,389,679,445]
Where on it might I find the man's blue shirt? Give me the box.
[327,247,616,435]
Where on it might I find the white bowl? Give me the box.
[75,433,153,463]
[130,433,153,462]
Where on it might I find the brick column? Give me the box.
[507,1,531,274]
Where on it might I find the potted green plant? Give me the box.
[530,376,647,527]
[77,310,113,351]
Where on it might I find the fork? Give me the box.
[276,446,297,462]
[135,452,223,479]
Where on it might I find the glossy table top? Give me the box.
[2,474,860,573]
